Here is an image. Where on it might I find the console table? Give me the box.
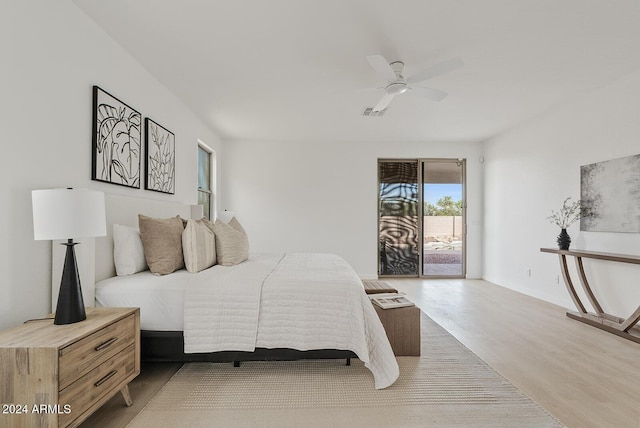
[540,248,640,343]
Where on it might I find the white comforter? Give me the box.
[184,253,399,389]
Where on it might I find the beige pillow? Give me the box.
[228,217,247,234]
[201,217,215,233]
[182,219,216,273]
[213,217,249,266]
[138,214,185,275]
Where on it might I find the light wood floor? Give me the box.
[396,279,640,428]
[82,279,640,428]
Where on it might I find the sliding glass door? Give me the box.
[378,161,419,276]
[422,159,465,277]
[378,159,466,278]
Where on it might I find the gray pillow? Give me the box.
[138,214,185,275]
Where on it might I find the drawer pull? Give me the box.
[94,370,118,387]
[95,337,118,351]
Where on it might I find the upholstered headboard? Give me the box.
[95,193,192,282]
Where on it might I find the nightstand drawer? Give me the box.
[58,343,136,427]
[59,313,136,390]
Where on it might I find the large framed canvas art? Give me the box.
[144,118,175,194]
[581,154,640,233]
[91,86,142,188]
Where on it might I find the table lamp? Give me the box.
[32,188,106,325]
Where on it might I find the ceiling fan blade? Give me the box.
[372,92,395,112]
[366,55,397,83]
[407,86,448,102]
[407,57,464,85]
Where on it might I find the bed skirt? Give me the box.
[142,330,357,364]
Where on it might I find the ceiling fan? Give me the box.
[366,55,464,112]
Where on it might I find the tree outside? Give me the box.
[424,196,463,216]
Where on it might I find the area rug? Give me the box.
[127,314,563,427]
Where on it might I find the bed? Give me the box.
[93,195,399,389]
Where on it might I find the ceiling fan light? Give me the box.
[385,82,408,95]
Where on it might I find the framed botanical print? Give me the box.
[144,118,175,194]
[91,86,142,188]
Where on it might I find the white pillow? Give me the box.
[182,219,217,273]
[113,224,148,276]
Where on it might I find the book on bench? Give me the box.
[370,293,415,309]
[361,280,398,294]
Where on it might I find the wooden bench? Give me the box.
[363,280,420,356]
[373,305,421,356]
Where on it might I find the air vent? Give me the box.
[362,107,387,117]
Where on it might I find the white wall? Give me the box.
[483,70,640,316]
[0,0,221,330]
[221,140,484,278]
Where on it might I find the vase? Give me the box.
[557,228,571,250]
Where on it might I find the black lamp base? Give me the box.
[54,240,86,325]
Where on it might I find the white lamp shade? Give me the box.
[32,189,107,240]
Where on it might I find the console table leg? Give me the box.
[619,306,640,333]
[575,256,604,315]
[559,254,587,313]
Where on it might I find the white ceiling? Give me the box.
[73,0,640,143]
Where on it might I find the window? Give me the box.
[197,142,215,219]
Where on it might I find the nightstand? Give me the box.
[0,307,140,428]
